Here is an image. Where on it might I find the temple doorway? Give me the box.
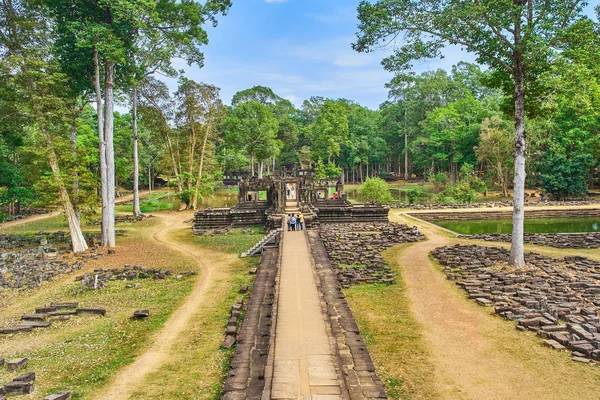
[285,183,297,200]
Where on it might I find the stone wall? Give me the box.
[431,245,600,364]
[392,200,599,210]
[221,247,279,399]
[411,208,600,222]
[308,230,387,399]
[317,222,425,287]
[459,233,600,249]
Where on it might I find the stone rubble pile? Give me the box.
[75,265,183,290]
[1,208,50,223]
[318,222,425,287]
[459,233,600,249]
[431,244,600,364]
[0,249,88,290]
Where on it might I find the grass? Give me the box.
[0,217,198,399]
[130,228,258,399]
[0,211,256,400]
[189,226,266,254]
[343,245,438,400]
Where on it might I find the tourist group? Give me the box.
[286,213,304,231]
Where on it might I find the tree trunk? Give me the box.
[510,64,526,267]
[251,153,255,176]
[148,166,152,193]
[192,120,211,209]
[69,109,80,223]
[94,49,109,245]
[132,86,142,217]
[259,161,264,179]
[103,61,116,247]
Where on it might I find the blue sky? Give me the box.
[168,0,599,110]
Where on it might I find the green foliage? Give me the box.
[311,100,349,162]
[538,153,594,199]
[406,188,421,204]
[314,159,327,179]
[357,178,393,204]
[325,162,342,179]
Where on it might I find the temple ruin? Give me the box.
[193,170,389,233]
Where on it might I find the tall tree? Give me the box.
[223,101,279,178]
[0,0,88,251]
[311,100,349,163]
[354,0,590,266]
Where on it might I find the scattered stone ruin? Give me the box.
[317,222,425,287]
[431,244,600,364]
[460,232,600,249]
[193,170,389,233]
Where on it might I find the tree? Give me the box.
[476,116,513,196]
[354,0,590,266]
[223,101,279,178]
[0,0,88,252]
[175,78,226,209]
[311,100,349,163]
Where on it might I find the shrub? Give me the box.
[406,188,421,204]
[357,177,393,204]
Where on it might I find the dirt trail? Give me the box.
[0,210,61,229]
[98,212,217,400]
[391,211,600,400]
[0,191,154,230]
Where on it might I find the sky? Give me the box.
[166,0,599,111]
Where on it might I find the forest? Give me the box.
[1,1,599,255]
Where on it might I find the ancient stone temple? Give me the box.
[193,169,389,233]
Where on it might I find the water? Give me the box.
[436,217,600,235]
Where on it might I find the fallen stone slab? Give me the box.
[7,358,28,372]
[248,268,257,275]
[22,313,49,321]
[35,307,57,314]
[544,339,566,351]
[239,285,248,294]
[0,358,4,366]
[572,356,592,363]
[221,335,236,349]
[50,302,78,309]
[3,381,33,394]
[0,326,32,334]
[18,321,51,329]
[13,372,35,383]
[76,308,106,316]
[48,310,77,316]
[44,392,71,400]
[133,310,149,319]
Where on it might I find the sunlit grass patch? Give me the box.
[344,245,438,400]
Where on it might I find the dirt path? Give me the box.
[391,211,600,400]
[98,212,217,400]
[0,210,61,229]
[0,191,155,230]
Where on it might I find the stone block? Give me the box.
[221,335,236,349]
[44,391,71,400]
[76,308,106,316]
[21,313,49,321]
[50,302,78,309]
[7,358,28,372]
[133,310,149,319]
[13,372,35,383]
[3,381,33,394]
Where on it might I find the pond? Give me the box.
[435,217,600,235]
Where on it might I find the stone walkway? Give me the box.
[271,229,343,399]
